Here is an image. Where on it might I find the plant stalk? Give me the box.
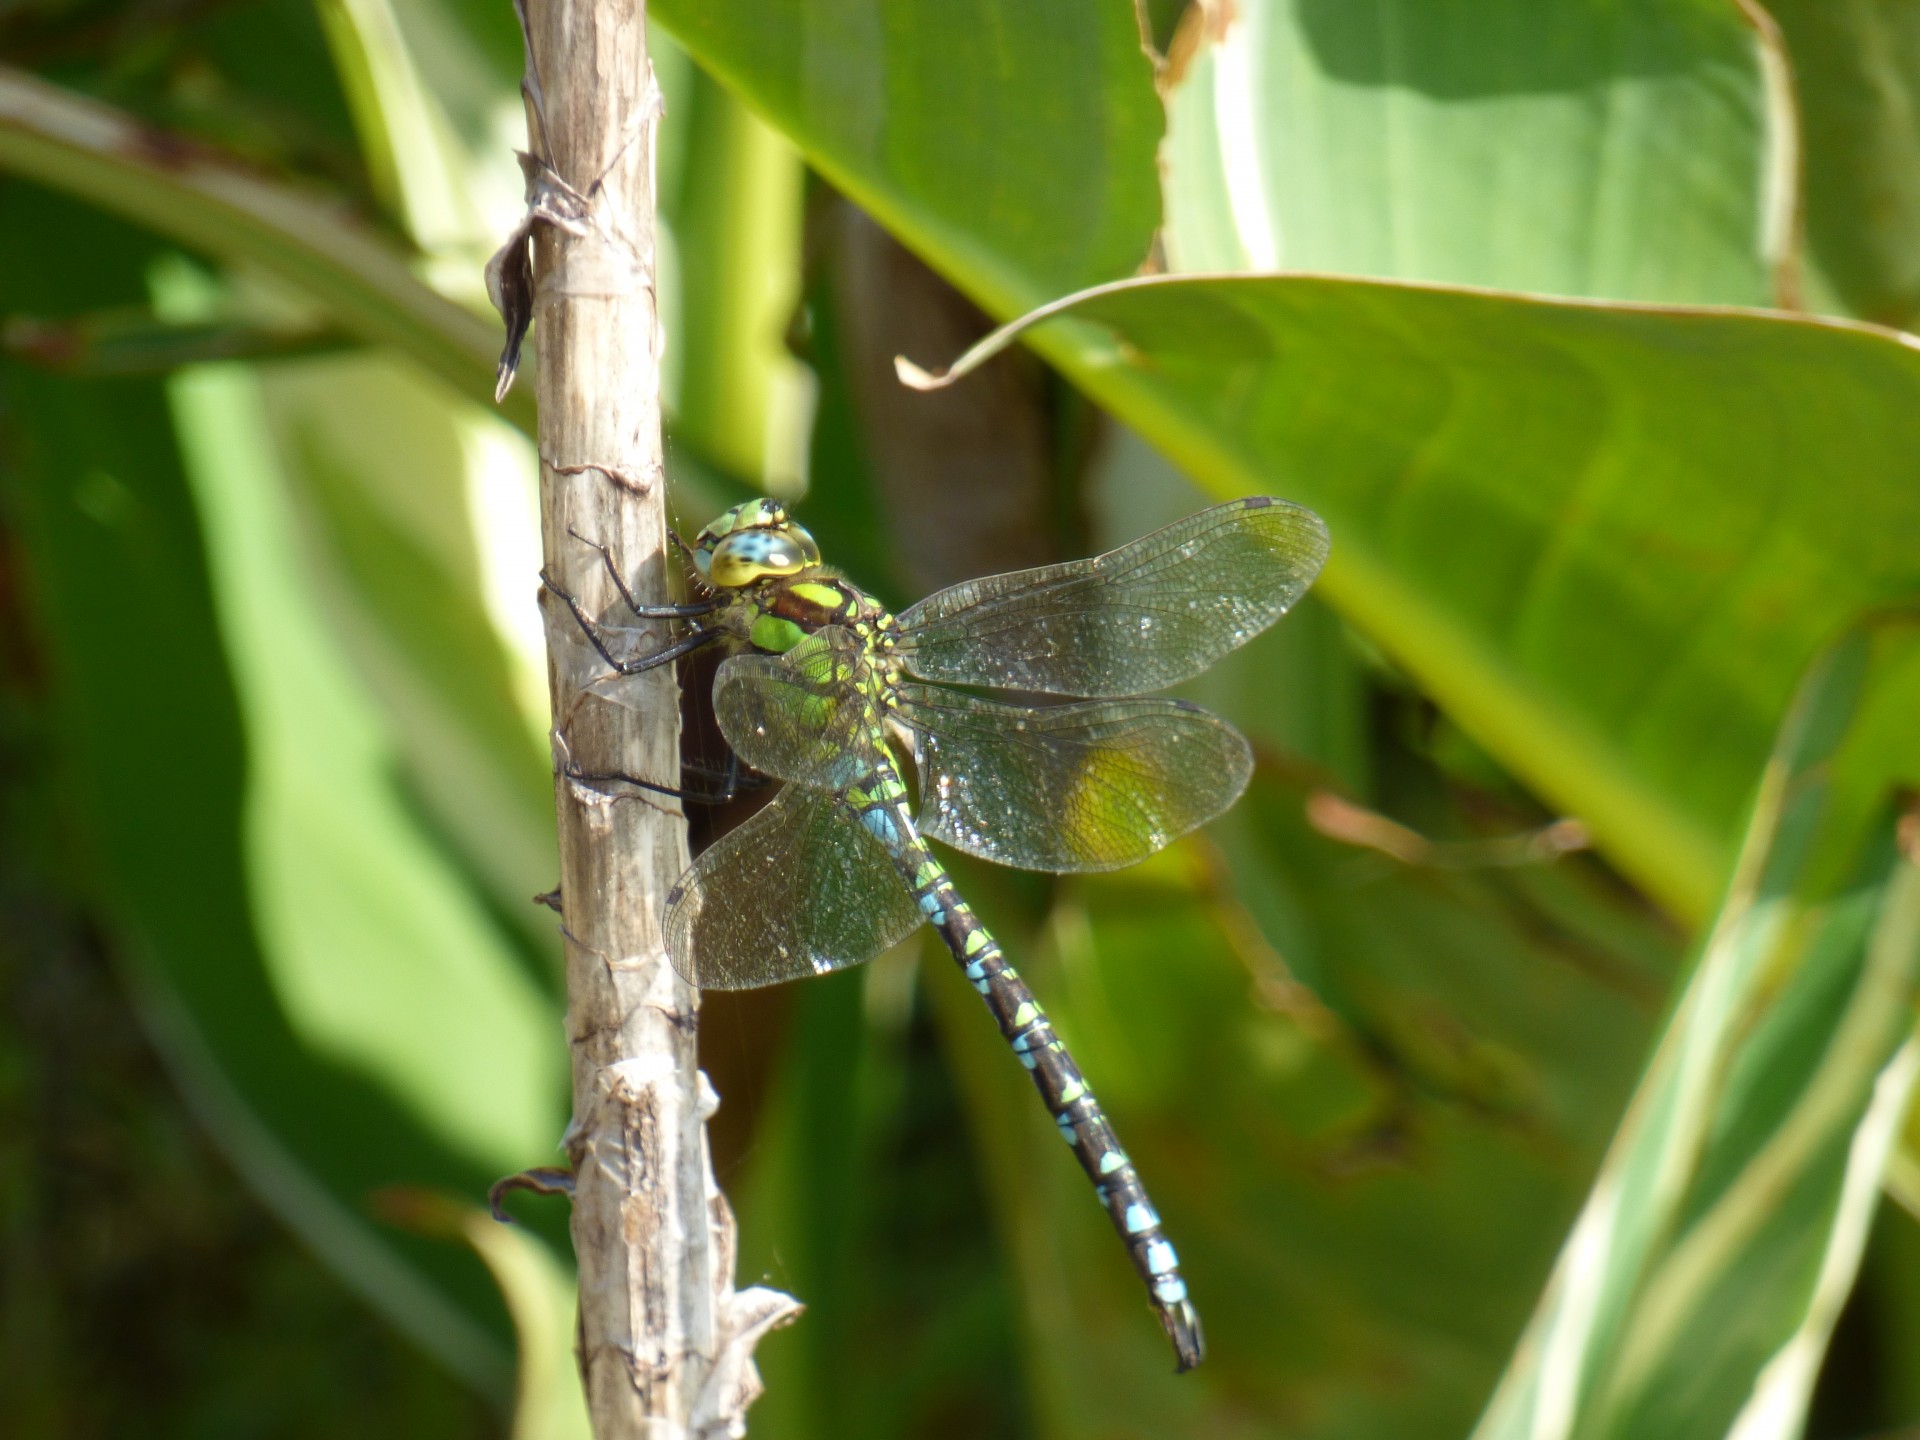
[504,1,797,1434]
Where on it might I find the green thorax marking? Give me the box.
[716,572,896,658]
[747,612,809,655]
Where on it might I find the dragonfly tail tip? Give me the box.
[1163,1300,1206,1373]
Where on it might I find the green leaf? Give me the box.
[376,1192,592,1440]
[1160,0,1791,304]
[924,790,1672,1437]
[1472,613,1920,1440]
[252,349,556,950]
[1,192,534,1392]
[643,0,1920,922]
[1766,0,1920,327]
[160,283,563,1183]
[0,64,530,429]
[902,273,1920,922]
[651,0,1163,312]
[655,52,809,487]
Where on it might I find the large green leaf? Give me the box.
[164,334,566,1318]
[643,0,1920,924]
[654,52,810,487]
[1765,0,1920,327]
[254,350,555,952]
[1159,0,1790,304]
[1,190,548,1391]
[650,0,1163,312]
[924,782,1671,1439]
[907,274,1920,922]
[1472,614,1920,1440]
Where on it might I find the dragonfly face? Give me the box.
[692,498,823,587]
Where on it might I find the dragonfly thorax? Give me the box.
[692,498,900,661]
[732,574,897,660]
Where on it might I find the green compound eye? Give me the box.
[693,506,821,587]
[702,498,782,540]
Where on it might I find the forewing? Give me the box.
[665,787,924,990]
[897,684,1253,873]
[712,627,888,790]
[896,497,1330,697]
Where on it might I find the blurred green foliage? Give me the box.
[2,2,1919,1439]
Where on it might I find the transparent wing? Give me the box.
[711,628,890,791]
[897,684,1253,873]
[669,627,922,989]
[665,787,924,990]
[896,497,1330,697]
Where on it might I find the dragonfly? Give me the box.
[550,494,1330,1371]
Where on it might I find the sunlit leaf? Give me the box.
[1472,613,1920,1440]
[903,274,1920,921]
[1766,0,1920,327]
[1,192,533,1392]
[254,350,554,946]
[1159,0,1790,304]
[929,796,1671,1438]
[655,56,809,488]
[651,0,1162,312]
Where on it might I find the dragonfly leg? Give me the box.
[544,569,721,675]
[687,750,773,803]
[563,751,769,806]
[566,526,716,620]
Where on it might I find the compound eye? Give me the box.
[787,521,822,567]
[707,527,816,586]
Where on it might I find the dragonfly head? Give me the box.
[692,498,824,587]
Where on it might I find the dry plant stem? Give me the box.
[513,0,796,1434]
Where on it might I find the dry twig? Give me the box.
[489,2,798,1434]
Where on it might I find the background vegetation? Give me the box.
[4,2,1919,1437]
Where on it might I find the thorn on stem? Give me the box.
[488,1166,576,1222]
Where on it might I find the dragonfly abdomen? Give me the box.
[879,798,1205,1372]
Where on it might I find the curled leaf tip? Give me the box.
[894,354,949,391]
